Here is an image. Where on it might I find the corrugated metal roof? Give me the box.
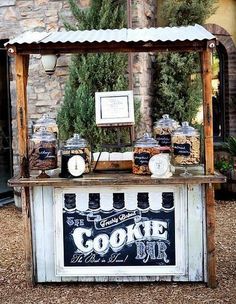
[5,24,215,46]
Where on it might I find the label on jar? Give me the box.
[173,143,191,156]
[155,134,171,146]
[134,152,150,166]
[39,147,56,160]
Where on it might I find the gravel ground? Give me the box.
[0,201,235,304]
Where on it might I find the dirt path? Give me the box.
[0,201,235,304]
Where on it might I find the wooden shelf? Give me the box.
[8,168,226,187]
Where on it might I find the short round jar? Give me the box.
[133,133,160,175]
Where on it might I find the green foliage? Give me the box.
[224,136,236,156]
[153,0,217,124]
[57,0,133,150]
[215,158,233,174]
[162,0,217,26]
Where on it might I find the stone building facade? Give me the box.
[0,0,235,187]
[0,0,156,178]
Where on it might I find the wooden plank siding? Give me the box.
[31,185,206,283]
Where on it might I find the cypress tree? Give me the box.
[153,0,217,123]
[57,0,129,150]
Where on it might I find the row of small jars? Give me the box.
[133,116,200,175]
[29,115,92,175]
[30,130,91,175]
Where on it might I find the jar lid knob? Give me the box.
[182,121,189,127]
[162,114,169,119]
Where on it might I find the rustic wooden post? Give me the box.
[201,50,216,288]
[15,53,34,285]
[16,54,30,178]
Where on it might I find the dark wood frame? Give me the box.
[7,30,221,287]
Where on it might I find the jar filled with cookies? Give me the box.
[153,114,179,152]
[133,133,160,175]
[29,127,57,177]
[60,133,91,177]
[171,122,200,166]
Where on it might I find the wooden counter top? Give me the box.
[8,167,226,187]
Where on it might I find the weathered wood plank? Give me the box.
[205,184,217,288]
[187,185,204,281]
[33,186,46,282]
[21,187,34,286]
[8,171,226,188]
[15,54,29,178]
[201,50,214,175]
[9,40,212,55]
[43,186,61,282]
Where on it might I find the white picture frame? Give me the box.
[95,90,135,126]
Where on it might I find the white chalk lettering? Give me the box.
[72,220,168,255]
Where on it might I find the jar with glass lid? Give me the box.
[133,133,160,175]
[171,121,200,166]
[29,127,57,177]
[60,133,91,177]
[34,114,58,138]
[153,114,179,150]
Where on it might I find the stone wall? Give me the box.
[0,0,157,174]
[0,0,90,174]
[131,0,157,136]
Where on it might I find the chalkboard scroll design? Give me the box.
[88,193,100,210]
[162,192,174,210]
[137,192,149,210]
[63,206,175,267]
[64,193,76,210]
[113,193,125,209]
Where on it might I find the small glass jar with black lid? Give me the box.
[153,114,179,151]
[60,133,91,177]
[171,121,200,166]
[132,133,160,175]
[29,127,57,177]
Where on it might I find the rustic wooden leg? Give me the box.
[21,187,35,286]
[205,183,217,288]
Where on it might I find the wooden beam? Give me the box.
[21,186,35,286]
[201,50,217,288]
[201,50,214,175]
[16,54,34,285]
[16,54,30,178]
[205,183,217,288]
[9,40,211,55]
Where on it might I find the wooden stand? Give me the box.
[9,26,221,287]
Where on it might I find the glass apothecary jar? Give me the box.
[153,114,179,150]
[60,133,91,177]
[34,114,58,138]
[29,127,57,177]
[133,133,160,175]
[171,121,200,166]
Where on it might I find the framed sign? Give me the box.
[55,185,186,277]
[95,90,135,126]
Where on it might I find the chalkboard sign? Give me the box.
[39,147,56,160]
[156,134,171,146]
[134,152,150,166]
[173,143,191,156]
[62,192,175,267]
